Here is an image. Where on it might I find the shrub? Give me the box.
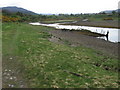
[2,15,20,22]
[103,18,113,20]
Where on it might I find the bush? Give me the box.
[2,15,20,22]
[103,18,113,20]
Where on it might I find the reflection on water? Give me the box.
[30,22,119,43]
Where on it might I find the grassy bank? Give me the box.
[41,20,75,24]
[2,22,119,88]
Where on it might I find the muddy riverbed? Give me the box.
[48,29,118,58]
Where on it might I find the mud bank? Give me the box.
[62,21,119,29]
[48,29,118,58]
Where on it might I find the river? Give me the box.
[30,22,119,43]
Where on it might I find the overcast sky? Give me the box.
[0,0,119,14]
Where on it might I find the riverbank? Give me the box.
[61,20,119,29]
[30,22,119,43]
[3,22,119,88]
[49,29,118,58]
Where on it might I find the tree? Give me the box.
[100,12,106,14]
[112,11,116,15]
[16,12,24,17]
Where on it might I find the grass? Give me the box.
[80,14,118,21]
[41,20,75,24]
[2,22,119,88]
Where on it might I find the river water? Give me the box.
[30,22,119,43]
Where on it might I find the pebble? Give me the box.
[5,69,8,72]
[11,84,14,87]
[20,85,24,88]
[13,76,17,79]
[10,77,13,80]
[11,72,14,74]
[9,70,11,72]
[8,84,14,87]
[9,57,13,60]
[7,73,10,76]
[21,41,25,43]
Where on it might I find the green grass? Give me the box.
[80,14,118,21]
[2,22,119,88]
[42,20,75,24]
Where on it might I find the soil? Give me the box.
[48,29,118,58]
[2,56,28,88]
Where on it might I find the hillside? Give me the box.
[1,6,38,15]
[100,9,120,14]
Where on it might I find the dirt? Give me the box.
[48,29,118,58]
[48,35,64,45]
[2,56,28,88]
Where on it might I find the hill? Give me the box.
[115,9,120,13]
[100,9,120,14]
[1,6,38,15]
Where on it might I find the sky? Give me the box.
[0,0,119,14]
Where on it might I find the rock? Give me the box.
[8,84,15,87]
[9,70,11,72]
[10,77,13,80]
[5,69,8,72]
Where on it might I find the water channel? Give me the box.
[30,22,119,43]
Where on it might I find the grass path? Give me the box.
[2,23,119,88]
[2,23,28,88]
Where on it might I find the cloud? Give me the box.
[0,0,22,7]
[0,0,119,14]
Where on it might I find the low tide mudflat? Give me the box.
[2,22,119,88]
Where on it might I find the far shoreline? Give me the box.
[60,20,119,29]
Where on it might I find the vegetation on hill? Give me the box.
[2,6,38,15]
[2,7,119,22]
[2,16,20,22]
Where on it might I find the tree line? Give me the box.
[2,9,119,22]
